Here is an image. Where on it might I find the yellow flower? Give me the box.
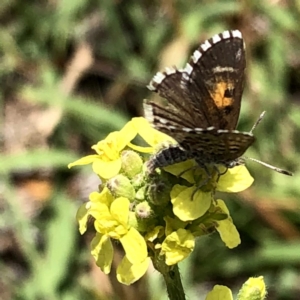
[77,188,149,283]
[68,117,175,179]
[116,227,150,284]
[68,121,137,179]
[161,228,195,265]
[91,225,150,284]
[76,188,114,234]
[164,161,253,222]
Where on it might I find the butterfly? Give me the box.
[144,30,292,177]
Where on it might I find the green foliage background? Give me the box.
[1,1,300,299]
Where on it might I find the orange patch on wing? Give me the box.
[210,82,234,108]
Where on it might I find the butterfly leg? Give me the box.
[190,164,212,200]
[214,165,228,182]
[177,165,198,178]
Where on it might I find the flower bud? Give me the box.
[132,173,144,187]
[135,201,152,219]
[146,173,172,206]
[135,186,146,201]
[107,174,135,200]
[128,211,138,228]
[121,150,143,178]
[134,202,154,232]
[237,276,267,300]
[128,207,153,232]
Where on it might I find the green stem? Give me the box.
[152,256,186,300]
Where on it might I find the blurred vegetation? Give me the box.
[1,0,300,299]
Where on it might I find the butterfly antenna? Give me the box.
[243,156,293,176]
[250,111,266,134]
[246,111,293,176]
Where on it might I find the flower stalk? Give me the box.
[153,260,186,300]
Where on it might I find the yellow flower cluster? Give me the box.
[68,117,254,285]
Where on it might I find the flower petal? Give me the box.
[171,185,211,221]
[76,202,91,234]
[205,285,233,300]
[92,132,120,160]
[91,233,113,274]
[117,120,139,150]
[110,197,130,226]
[92,158,122,179]
[215,199,241,249]
[145,226,164,242]
[117,256,150,285]
[131,117,176,147]
[164,160,196,183]
[120,227,148,264]
[127,143,154,154]
[68,154,100,169]
[89,202,111,222]
[161,229,195,265]
[89,188,114,207]
[95,216,127,239]
[217,165,254,192]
